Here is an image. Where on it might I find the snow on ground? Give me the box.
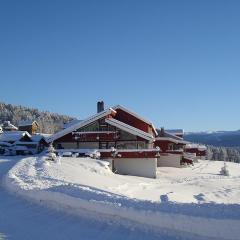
[0,156,189,240]
[3,156,240,239]
[8,156,240,204]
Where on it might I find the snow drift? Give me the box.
[4,156,240,240]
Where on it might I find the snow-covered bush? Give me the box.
[93,151,100,159]
[220,162,230,176]
[110,147,117,158]
[86,150,101,159]
[47,143,57,161]
[56,155,61,165]
[72,153,79,158]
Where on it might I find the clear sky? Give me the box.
[0,0,239,132]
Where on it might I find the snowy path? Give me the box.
[0,156,206,240]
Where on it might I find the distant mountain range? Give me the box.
[185,130,240,147]
[0,102,74,134]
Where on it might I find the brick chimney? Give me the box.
[160,127,165,137]
[97,101,104,113]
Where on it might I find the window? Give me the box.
[118,130,137,140]
[79,121,99,132]
[116,141,137,149]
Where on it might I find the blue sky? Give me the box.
[0,0,239,131]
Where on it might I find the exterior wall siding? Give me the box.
[185,148,206,157]
[114,158,157,178]
[157,154,182,168]
[154,140,172,152]
[114,108,153,134]
[59,142,78,149]
[100,150,160,159]
[54,117,149,150]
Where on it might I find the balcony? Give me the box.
[72,131,119,141]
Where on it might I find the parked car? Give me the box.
[61,151,73,157]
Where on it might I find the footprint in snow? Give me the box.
[160,194,171,203]
[194,193,205,203]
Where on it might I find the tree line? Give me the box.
[207,145,240,163]
[0,102,74,134]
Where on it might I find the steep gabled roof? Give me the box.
[18,120,39,127]
[105,118,154,141]
[112,105,158,136]
[166,129,184,136]
[156,128,188,144]
[155,137,189,144]
[63,119,83,129]
[157,128,183,141]
[31,134,48,142]
[0,131,31,142]
[47,108,116,143]
[185,144,207,150]
[2,121,18,131]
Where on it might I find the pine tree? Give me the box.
[220,161,230,176]
[47,143,57,161]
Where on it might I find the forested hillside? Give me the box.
[207,146,240,163]
[0,102,74,134]
[184,131,240,162]
[185,131,240,147]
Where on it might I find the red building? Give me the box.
[154,128,189,167]
[47,102,206,177]
[47,102,160,178]
[184,144,207,160]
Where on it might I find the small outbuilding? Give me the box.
[0,131,32,144]
[18,120,39,134]
[31,134,49,152]
[155,128,189,167]
[2,121,18,131]
[185,144,207,160]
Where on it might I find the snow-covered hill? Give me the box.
[3,155,240,240]
[6,156,240,204]
[185,130,240,147]
[0,157,170,240]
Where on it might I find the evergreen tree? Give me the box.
[0,102,74,134]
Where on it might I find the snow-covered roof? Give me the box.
[31,134,47,142]
[63,119,83,129]
[155,137,189,144]
[105,118,154,141]
[0,131,31,142]
[165,129,184,136]
[47,108,117,143]
[157,129,184,141]
[18,120,39,127]
[185,144,207,150]
[2,121,18,130]
[112,105,158,136]
[36,133,52,138]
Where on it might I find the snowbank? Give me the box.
[4,156,240,240]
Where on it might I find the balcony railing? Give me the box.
[72,131,119,141]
